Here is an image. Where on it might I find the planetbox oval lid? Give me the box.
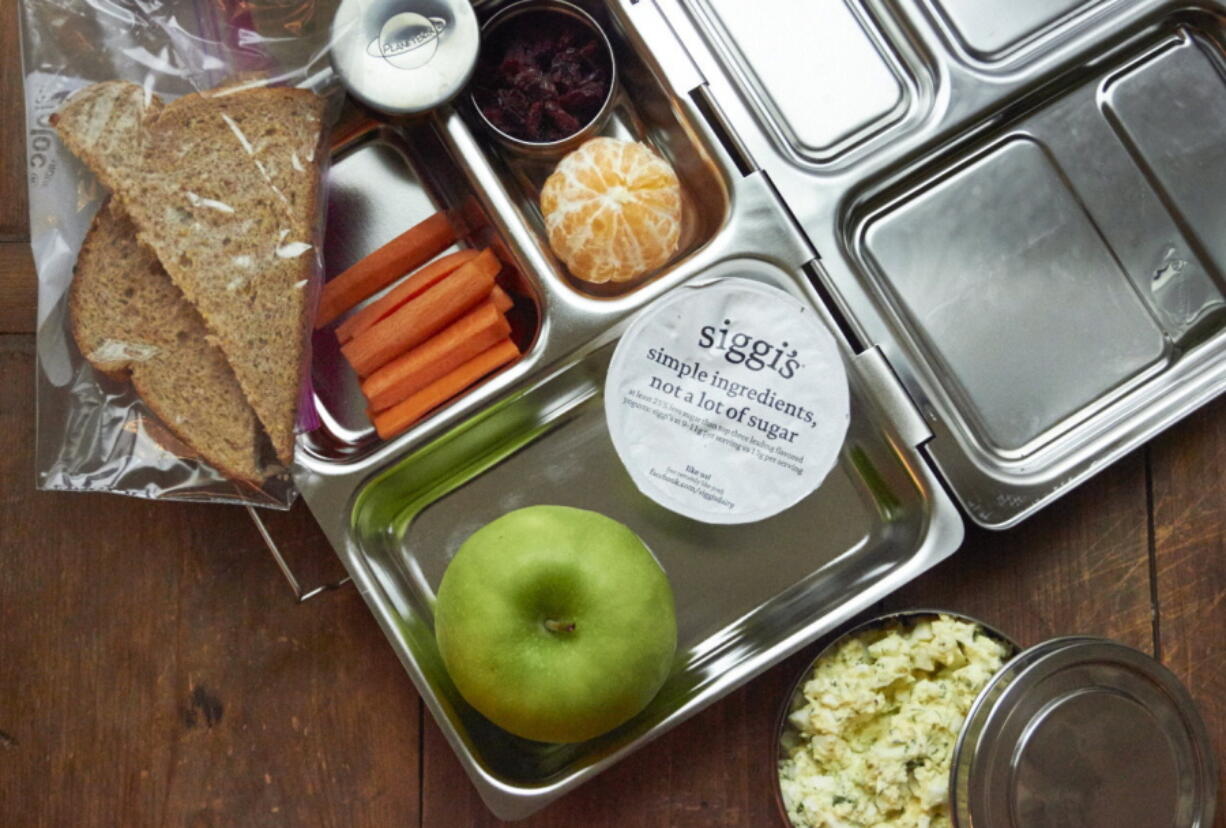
[951,636,1217,828]
[330,0,479,116]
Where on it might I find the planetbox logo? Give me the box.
[367,12,448,70]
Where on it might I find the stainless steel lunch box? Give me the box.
[295,0,1226,818]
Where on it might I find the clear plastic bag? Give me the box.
[20,0,346,507]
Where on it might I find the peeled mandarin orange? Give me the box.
[540,137,682,284]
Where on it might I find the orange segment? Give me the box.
[540,137,682,284]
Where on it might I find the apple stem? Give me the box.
[544,619,576,634]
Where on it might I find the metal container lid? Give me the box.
[330,0,479,116]
[952,637,1218,828]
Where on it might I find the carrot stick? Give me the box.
[490,285,514,314]
[316,211,455,328]
[372,339,521,439]
[341,250,501,377]
[336,249,481,344]
[362,300,512,412]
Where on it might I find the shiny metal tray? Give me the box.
[293,0,1226,818]
[663,0,1226,527]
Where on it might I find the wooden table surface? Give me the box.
[1,2,1223,825]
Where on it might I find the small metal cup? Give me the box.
[470,0,619,157]
[772,609,1020,828]
[330,0,481,117]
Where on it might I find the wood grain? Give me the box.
[0,337,422,827]
[1150,397,1226,811]
[885,450,1155,652]
[0,242,37,334]
[1,0,28,239]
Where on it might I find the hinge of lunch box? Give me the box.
[690,86,817,268]
[689,83,759,177]
[755,167,819,268]
[851,346,934,449]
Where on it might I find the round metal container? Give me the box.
[468,0,618,156]
[951,636,1218,828]
[330,0,480,117]
[774,613,1218,828]
[773,610,1020,827]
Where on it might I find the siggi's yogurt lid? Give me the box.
[330,0,479,116]
[604,277,850,524]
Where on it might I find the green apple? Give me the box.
[434,505,678,743]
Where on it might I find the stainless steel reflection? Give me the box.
[294,0,1226,818]
[659,0,1226,527]
[330,0,480,116]
[931,0,1108,60]
[951,637,1218,827]
[860,138,1170,454]
[683,0,917,164]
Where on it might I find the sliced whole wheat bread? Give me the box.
[70,202,266,483]
[54,81,325,464]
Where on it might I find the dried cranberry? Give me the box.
[543,100,581,135]
[558,80,604,112]
[473,10,612,143]
[498,88,530,123]
[525,101,545,139]
[549,51,583,88]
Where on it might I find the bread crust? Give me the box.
[68,202,266,483]
[55,81,326,465]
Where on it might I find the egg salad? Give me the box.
[778,615,1010,828]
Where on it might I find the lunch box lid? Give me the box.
[330,0,479,116]
[650,0,1226,530]
[950,637,1218,827]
